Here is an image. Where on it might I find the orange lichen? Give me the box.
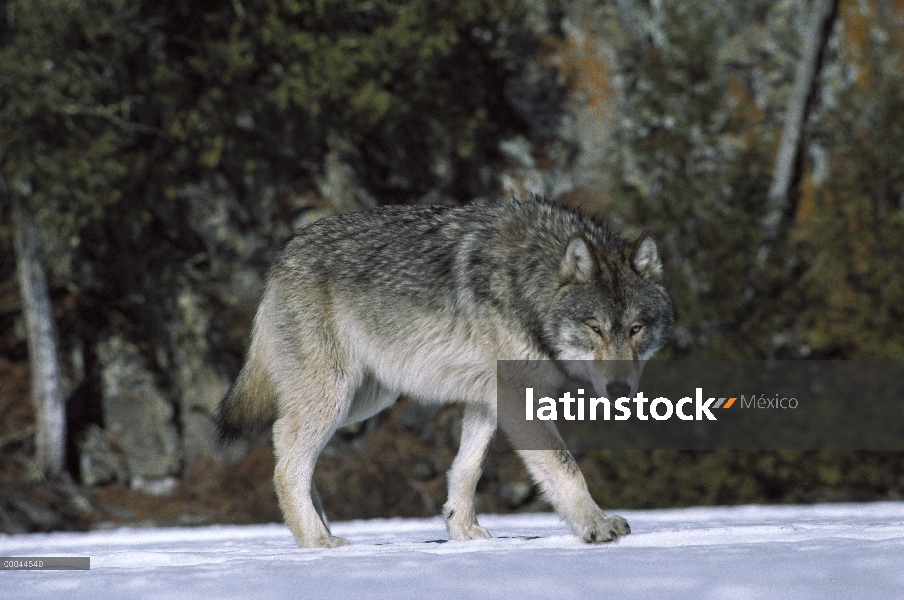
[542,34,614,119]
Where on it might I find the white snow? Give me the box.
[3,503,904,599]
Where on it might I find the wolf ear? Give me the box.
[560,234,599,285]
[630,230,663,282]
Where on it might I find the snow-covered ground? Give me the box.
[3,503,903,599]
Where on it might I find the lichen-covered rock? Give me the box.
[96,336,180,486]
[78,424,128,486]
[170,288,250,468]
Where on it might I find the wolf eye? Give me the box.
[586,321,602,335]
[629,324,644,336]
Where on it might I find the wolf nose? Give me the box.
[606,381,631,399]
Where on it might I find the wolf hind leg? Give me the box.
[443,402,495,541]
[272,384,350,548]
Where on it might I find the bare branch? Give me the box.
[758,0,838,268]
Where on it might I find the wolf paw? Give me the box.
[448,522,492,541]
[322,535,351,548]
[577,513,631,543]
[300,535,350,548]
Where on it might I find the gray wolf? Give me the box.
[217,196,674,547]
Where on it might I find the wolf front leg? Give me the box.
[515,446,630,542]
[497,379,628,542]
[497,398,630,544]
[273,407,350,548]
[443,402,496,540]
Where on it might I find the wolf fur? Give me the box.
[218,196,674,547]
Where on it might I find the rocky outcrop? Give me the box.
[82,336,180,494]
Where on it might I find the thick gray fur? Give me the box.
[218,195,674,547]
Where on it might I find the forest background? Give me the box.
[2,0,903,533]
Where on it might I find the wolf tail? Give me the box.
[216,299,278,446]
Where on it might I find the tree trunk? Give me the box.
[11,194,67,477]
[758,0,838,267]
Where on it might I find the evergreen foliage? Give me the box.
[2,0,903,510]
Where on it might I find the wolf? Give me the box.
[217,195,674,548]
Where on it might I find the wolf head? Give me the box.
[551,229,674,399]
